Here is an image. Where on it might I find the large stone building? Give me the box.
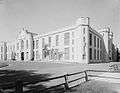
[0,17,118,63]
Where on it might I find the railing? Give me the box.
[0,64,120,93]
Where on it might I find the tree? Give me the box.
[42,44,64,61]
[42,45,50,59]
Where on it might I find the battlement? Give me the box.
[76,17,90,26]
[99,27,110,33]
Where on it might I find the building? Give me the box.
[0,17,118,63]
[0,42,7,61]
[15,29,37,61]
[7,41,16,60]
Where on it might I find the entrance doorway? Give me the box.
[21,52,24,60]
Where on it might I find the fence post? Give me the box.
[15,79,23,93]
[84,71,88,82]
[64,74,69,90]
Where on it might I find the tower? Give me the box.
[75,17,90,63]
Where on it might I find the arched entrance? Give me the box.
[21,52,24,60]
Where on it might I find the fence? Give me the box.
[0,65,120,93]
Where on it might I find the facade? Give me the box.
[0,42,7,61]
[0,17,117,63]
[99,28,114,62]
[15,29,37,61]
[7,41,16,60]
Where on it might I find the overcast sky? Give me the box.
[0,0,120,47]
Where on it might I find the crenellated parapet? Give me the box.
[76,17,90,26]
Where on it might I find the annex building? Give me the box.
[0,17,118,63]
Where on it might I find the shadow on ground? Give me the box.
[0,69,65,93]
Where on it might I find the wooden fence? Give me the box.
[0,66,120,93]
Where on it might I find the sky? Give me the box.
[0,0,120,47]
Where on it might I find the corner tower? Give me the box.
[75,17,90,63]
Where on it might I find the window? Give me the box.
[89,48,92,60]
[1,47,3,52]
[94,36,96,47]
[72,39,74,45]
[17,43,19,50]
[100,51,102,60]
[17,53,19,59]
[83,28,85,34]
[83,42,86,59]
[94,49,96,60]
[10,46,12,51]
[36,51,39,60]
[72,55,74,60]
[54,49,58,60]
[83,54,86,59]
[56,35,59,46]
[100,40,102,49]
[97,38,99,48]
[64,47,69,60]
[33,41,35,49]
[36,40,39,49]
[32,51,35,60]
[1,54,3,60]
[72,47,74,53]
[48,37,51,47]
[83,37,85,42]
[64,32,70,45]
[13,45,15,51]
[21,40,24,50]
[97,50,99,60]
[72,32,74,38]
[89,33,92,46]
[42,38,45,48]
[26,40,28,49]
[26,52,28,59]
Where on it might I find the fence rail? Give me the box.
[0,69,120,93]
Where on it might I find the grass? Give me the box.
[0,69,67,93]
[0,69,51,93]
[0,62,8,68]
[68,80,120,93]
